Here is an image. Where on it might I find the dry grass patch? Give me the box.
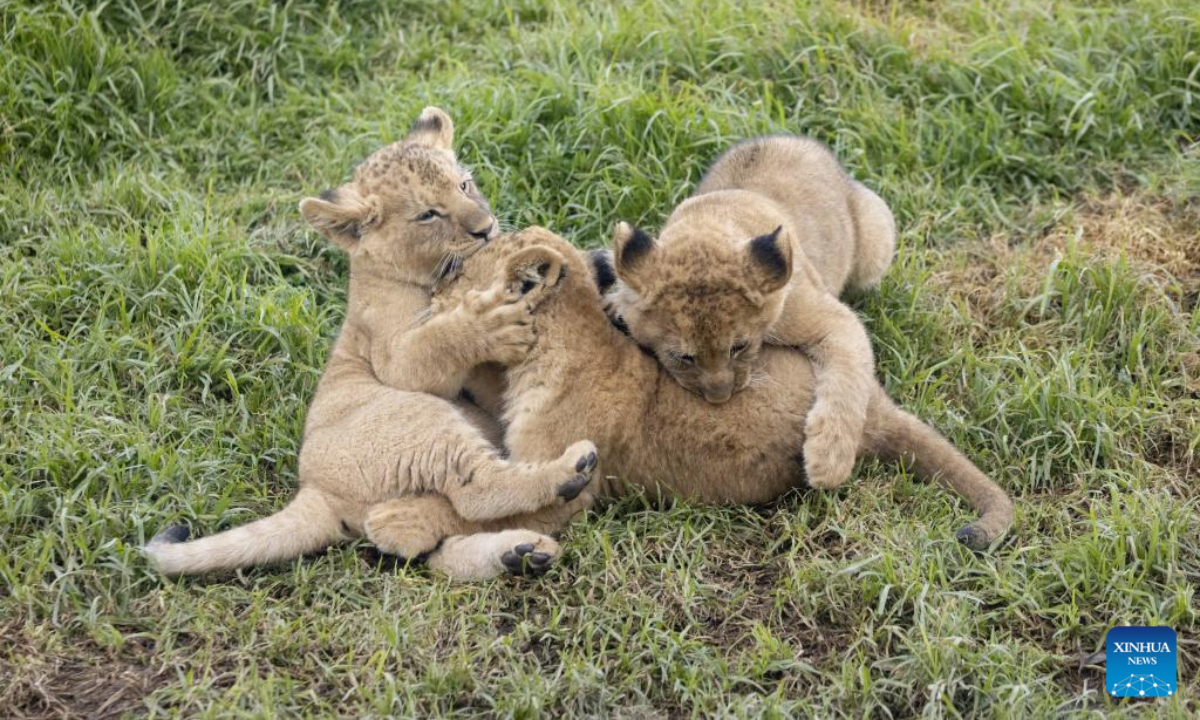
[1072,194,1200,290]
[926,189,1198,485]
[843,0,975,56]
[933,191,1200,323]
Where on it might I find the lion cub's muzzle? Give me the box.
[466,201,500,242]
[694,370,736,405]
[468,219,497,243]
[701,385,733,404]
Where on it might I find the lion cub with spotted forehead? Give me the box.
[144,108,597,578]
[607,135,895,490]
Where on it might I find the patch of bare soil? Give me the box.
[0,620,172,720]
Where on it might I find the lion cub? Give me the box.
[607,136,895,490]
[144,108,597,577]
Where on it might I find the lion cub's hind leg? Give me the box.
[367,490,595,578]
[440,440,599,522]
[426,530,562,581]
[365,494,479,560]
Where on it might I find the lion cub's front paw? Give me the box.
[463,286,537,365]
[555,441,598,502]
[802,407,860,490]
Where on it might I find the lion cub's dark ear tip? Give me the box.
[410,109,444,133]
[589,249,616,293]
[629,225,652,246]
[616,224,654,269]
[318,188,338,202]
[749,227,789,279]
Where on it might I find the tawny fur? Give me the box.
[607,136,897,490]
[397,227,1009,580]
[143,109,597,578]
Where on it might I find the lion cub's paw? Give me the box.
[555,440,599,501]
[464,285,537,364]
[496,531,561,577]
[802,407,859,490]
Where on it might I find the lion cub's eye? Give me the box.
[731,341,750,356]
[416,209,442,222]
[459,180,471,193]
[668,351,696,365]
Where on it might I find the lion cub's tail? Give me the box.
[144,487,346,575]
[865,393,1014,550]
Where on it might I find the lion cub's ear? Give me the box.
[406,106,455,152]
[611,221,656,290]
[745,225,793,294]
[502,245,567,311]
[299,185,375,250]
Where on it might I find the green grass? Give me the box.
[2,0,1198,716]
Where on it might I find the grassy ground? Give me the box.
[2,0,1198,716]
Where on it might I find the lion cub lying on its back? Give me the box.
[607,136,896,490]
[144,108,597,578]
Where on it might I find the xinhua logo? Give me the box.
[1106,626,1177,698]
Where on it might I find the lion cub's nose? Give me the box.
[469,222,495,241]
[698,368,735,404]
[701,385,733,404]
